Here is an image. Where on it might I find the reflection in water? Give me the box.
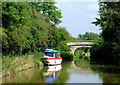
[2,60,120,84]
[66,61,102,83]
[2,67,45,83]
[66,73,102,83]
[2,62,70,83]
[90,64,120,84]
[43,65,62,83]
[75,60,120,84]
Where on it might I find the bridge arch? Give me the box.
[74,46,90,55]
[70,46,91,55]
[67,40,94,55]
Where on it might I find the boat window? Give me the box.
[44,52,54,57]
[55,53,59,58]
[53,53,55,57]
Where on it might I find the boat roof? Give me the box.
[44,49,58,53]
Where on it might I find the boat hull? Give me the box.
[42,58,62,65]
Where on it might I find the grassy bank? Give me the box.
[2,52,44,77]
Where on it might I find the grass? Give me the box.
[2,52,44,77]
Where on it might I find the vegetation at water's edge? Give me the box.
[2,52,44,77]
[61,52,73,61]
[91,2,120,65]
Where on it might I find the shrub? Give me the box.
[34,52,44,61]
[60,52,73,61]
[90,41,120,65]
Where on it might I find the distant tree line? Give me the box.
[78,32,100,41]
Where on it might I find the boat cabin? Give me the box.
[44,49,60,58]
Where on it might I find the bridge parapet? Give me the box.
[67,40,95,55]
[68,40,94,42]
[67,40,94,46]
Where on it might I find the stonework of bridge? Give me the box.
[67,40,94,55]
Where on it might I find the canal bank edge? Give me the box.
[2,55,44,77]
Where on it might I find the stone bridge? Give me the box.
[67,40,94,55]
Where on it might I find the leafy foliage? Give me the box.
[78,32,100,41]
[60,52,73,61]
[92,2,120,43]
[91,2,120,65]
[29,2,62,25]
[2,2,70,56]
[74,47,90,61]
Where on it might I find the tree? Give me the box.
[29,2,62,25]
[92,2,120,43]
[2,2,50,55]
[58,27,71,41]
[78,32,100,41]
[2,2,70,56]
[2,2,33,55]
[91,2,120,65]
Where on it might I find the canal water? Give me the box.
[2,61,120,84]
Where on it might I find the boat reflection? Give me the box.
[43,65,62,83]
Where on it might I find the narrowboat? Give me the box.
[42,49,62,65]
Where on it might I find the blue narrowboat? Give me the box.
[42,49,62,65]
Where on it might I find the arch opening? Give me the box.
[74,47,90,55]
[74,47,91,59]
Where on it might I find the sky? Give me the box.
[55,0,101,37]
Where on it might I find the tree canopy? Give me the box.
[92,2,120,43]
[29,2,62,25]
[91,2,120,65]
[2,2,69,56]
[78,32,100,41]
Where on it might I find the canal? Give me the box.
[2,61,120,84]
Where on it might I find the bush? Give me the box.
[90,41,120,65]
[34,52,44,61]
[60,52,73,61]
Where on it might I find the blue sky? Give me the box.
[55,0,101,37]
